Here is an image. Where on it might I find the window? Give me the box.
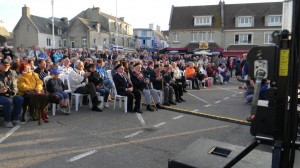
[93,38,96,45]
[173,32,179,42]
[142,31,146,36]
[191,32,197,42]
[46,38,51,46]
[71,41,75,48]
[194,16,212,26]
[59,39,62,47]
[236,16,253,27]
[57,29,62,35]
[63,39,67,47]
[82,38,87,47]
[264,32,273,44]
[199,32,206,42]
[268,15,282,26]
[235,33,252,44]
[207,32,215,42]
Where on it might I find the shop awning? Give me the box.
[223,50,249,58]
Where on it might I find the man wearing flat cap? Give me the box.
[113,64,142,113]
[0,59,24,128]
[131,62,164,111]
[150,64,175,106]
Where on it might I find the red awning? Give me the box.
[223,50,248,58]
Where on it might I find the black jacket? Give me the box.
[113,72,132,94]
[149,70,164,90]
[46,78,65,93]
[88,71,103,87]
[131,71,148,91]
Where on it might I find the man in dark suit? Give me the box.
[162,64,185,103]
[131,63,164,111]
[149,64,175,106]
[113,64,142,113]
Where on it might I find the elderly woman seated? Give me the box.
[17,63,47,121]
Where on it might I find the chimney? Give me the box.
[156,25,161,31]
[92,7,101,14]
[22,5,30,18]
[149,23,153,30]
[61,17,69,25]
[119,17,124,21]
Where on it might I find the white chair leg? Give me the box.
[119,98,122,108]
[124,98,127,113]
[52,103,56,115]
[79,95,83,107]
[114,96,117,110]
[75,95,80,112]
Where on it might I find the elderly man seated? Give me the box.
[131,62,164,111]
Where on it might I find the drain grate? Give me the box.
[208,146,232,157]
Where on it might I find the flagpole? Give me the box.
[51,0,55,49]
[115,0,118,53]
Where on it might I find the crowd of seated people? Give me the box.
[0,45,240,127]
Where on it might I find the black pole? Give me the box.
[286,0,300,166]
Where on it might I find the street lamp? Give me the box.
[115,0,118,52]
[51,0,55,49]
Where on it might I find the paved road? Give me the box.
[0,79,264,168]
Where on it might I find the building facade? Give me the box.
[133,24,169,52]
[74,7,134,51]
[13,5,68,49]
[168,1,282,56]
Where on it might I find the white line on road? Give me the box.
[67,150,97,162]
[214,86,239,93]
[215,101,221,104]
[136,113,146,126]
[192,109,199,112]
[204,104,212,107]
[0,125,21,144]
[173,115,184,120]
[124,131,144,138]
[153,122,166,128]
[232,94,237,96]
[187,93,210,104]
[224,97,230,100]
[239,92,243,94]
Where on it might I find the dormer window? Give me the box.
[194,16,212,26]
[236,16,253,27]
[57,29,62,35]
[267,15,282,26]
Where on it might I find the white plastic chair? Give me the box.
[183,70,192,89]
[44,74,70,115]
[65,75,104,112]
[111,82,128,113]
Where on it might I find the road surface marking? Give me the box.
[239,92,243,94]
[214,86,239,93]
[124,131,143,138]
[0,125,21,144]
[67,150,97,162]
[187,93,209,104]
[136,113,145,126]
[192,109,199,112]
[224,97,230,100]
[153,122,166,128]
[215,101,221,104]
[204,104,211,107]
[173,115,184,120]
[232,94,237,96]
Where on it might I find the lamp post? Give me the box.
[115,0,118,52]
[51,0,55,49]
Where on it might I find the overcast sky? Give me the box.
[0,0,282,32]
